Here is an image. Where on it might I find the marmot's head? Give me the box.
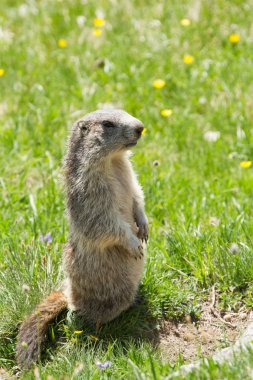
[70,110,144,161]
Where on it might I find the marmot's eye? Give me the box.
[102,120,115,128]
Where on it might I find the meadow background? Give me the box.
[1,0,253,379]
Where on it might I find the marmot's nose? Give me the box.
[135,124,144,138]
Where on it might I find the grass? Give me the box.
[1,0,253,378]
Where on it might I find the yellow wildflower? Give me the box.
[0,68,5,77]
[229,34,240,44]
[93,18,105,27]
[58,38,68,48]
[93,29,102,37]
[74,330,83,334]
[89,334,99,341]
[142,128,147,136]
[152,79,166,89]
[240,161,252,168]
[180,18,191,26]
[21,341,28,349]
[183,55,194,64]
[161,109,173,117]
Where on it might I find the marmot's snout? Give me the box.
[125,122,144,148]
[135,124,144,139]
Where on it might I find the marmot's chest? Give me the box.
[110,163,134,220]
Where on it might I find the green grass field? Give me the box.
[1,0,253,378]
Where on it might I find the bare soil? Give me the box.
[158,302,252,362]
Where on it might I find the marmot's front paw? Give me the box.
[128,235,143,260]
[137,218,149,243]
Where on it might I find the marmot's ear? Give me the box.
[76,120,89,135]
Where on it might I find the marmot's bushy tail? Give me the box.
[16,291,67,369]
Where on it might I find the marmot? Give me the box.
[16,109,148,368]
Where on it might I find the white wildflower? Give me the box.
[237,126,246,140]
[19,4,29,16]
[149,19,161,28]
[73,363,84,376]
[199,96,207,105]
[0,27,14,44]
[204,131,220,142]
[22,284,30,292]
[209,217,220,227]
[229,243,239,254]
[0,102,8,117]
[76,15,86,27]
[97,102,122,110]
[18,3,38,17]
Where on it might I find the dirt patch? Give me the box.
[158,302,252,362]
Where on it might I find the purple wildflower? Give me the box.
[39,233,52,243]
[95,360,112,369]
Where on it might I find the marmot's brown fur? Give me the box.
[16,110,148,368]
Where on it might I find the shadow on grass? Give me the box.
[63,292,160,350]
[0,329,18,368]
[1,293,160,372]
[97,295,159,345]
